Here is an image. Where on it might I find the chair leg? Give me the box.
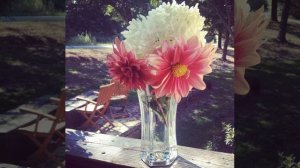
[38,135,64,167]
[80,112,106,132]
[25,135,46,160]
[90,118,101,129]
[122,99,128,113]
[79,113,94,129]
[23,134,62,167]
[109,106,114,119]
[52,130,65,149]
[110,99,130,119]
[44,149,65,168]
[57,130,65,139]
[103,115,115,127]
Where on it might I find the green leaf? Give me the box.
[150,0,159,8]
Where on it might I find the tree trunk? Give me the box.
[43,0,49,12]
[214,34,217,43]
[271,0,278,22]
[278,0,291,42]
[218,28,222,49]
[222,30,229,61]
[222,0,231,61]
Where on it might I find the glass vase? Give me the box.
[137,86,178,167]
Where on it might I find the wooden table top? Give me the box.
[66,129,234,168]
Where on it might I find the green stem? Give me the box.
[154,97,167,125]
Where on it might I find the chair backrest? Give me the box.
[95,83,115,115]
[55,88,65,122]
[113,81,129,97]
[49,88,66,134]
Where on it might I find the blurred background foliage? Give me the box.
[0,0,65,16]
[0,0,235,60]
[66,0,153,43]
[65,0,234,61]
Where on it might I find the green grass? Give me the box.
[95,43,112,47]
[68,32,97,45]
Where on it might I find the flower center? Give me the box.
[172,64,188,77]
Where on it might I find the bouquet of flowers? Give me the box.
[107,1,216,103]
[106,1,216,166]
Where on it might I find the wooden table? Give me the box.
[66,129,234,168]
[0,163,25,168]
[0,103,57,133]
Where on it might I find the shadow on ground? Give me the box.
[0,35,64,112]
[176,57,234,153]
[66,56,110,99]
[0,21,65,167]
[235,20,300,167]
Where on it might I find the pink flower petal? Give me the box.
[147,36,215,103]
[107,37,151,90]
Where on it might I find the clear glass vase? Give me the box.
[137,86,178,167]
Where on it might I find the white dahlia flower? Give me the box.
[121,0,206,58]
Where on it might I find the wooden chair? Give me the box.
[18,89,65,167]
[109,82,130,119]
[75,83,115,132]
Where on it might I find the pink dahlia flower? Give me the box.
[107,37,150,90]
[148,36,215,103]
[234,0,268,95]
